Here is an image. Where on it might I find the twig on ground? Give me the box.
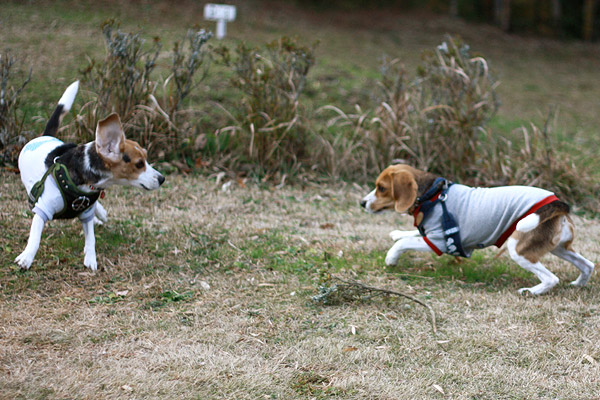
[313,275,437,334]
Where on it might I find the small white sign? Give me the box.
[204,4,236,39]
[204,3,236,22]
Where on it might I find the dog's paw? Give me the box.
[517,282,556,296]
[15,252,34,269]
[84,253,98,272]
[517,287,534,296]
[93,217,104,226]
[385,249,400,266]
[389,230,418,241]
[389,230,404,241]
[94,203,108,223]
[570,274,591,287]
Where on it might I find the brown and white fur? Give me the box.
[15,81,164,271]
[360,164,594,295]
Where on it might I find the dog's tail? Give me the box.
[42,80,79,137]
[516,200,570,233]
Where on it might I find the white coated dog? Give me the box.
[16,81,164,271]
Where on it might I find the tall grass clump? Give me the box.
[409,38,499,180]
[512,122,600,213]
[134,28,212,164]
[219,37,316,176]
[76,21,212,164]
[0,52,32,166]
[317,36,500,183]
[81,20,161,125]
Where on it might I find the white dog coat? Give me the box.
[19,136,96,223]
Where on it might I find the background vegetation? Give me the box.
[1,0,598,213]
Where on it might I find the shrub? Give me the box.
[75,21,212,164]
[84,20,161,120]
[220,37,316,176]
[0,52,32,166]
[512,122,600,214]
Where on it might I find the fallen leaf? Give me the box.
[342,346,358,353]
[583,354,597,365]
[121,385,133,392]
[432,384,445,395]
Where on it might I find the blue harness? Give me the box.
[414,177,468,258]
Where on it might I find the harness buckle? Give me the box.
[438,193,447,202]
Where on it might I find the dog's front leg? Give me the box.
[389,229,421,241]
[15,214,46,269]
[385,237,433,266]
[93,202,108,225]
[82,219,98,271]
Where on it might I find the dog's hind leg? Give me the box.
[15,214,46,269]
[550,216,594,287]
[552,246,594,286]
[507,236,559,295]
[508,213,561,296]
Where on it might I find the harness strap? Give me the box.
[412,178,469,258]
[28,160,101,220]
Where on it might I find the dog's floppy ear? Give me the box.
[391,170,418,213]
[96,113,125,163]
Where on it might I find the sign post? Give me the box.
[204,3,236,39]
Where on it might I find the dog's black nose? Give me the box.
[360,199,367,208]
[158,175,165,186]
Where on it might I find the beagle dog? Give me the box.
[15,81,165,271]
[361,164,594,295]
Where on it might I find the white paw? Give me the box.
[389,230,405,241]
[95,203,108,223]
[570,274,590,287]
[518,283,555,296]
[93,217,104,226]
[517,287,534,296]
[84,252,98,271]
[15,251,35,269]
[389,230,418,241]
[385,249,400,266]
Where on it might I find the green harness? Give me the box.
[29,162,101,220]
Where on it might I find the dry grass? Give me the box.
[1,169,600,399]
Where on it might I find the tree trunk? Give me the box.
[494,0,511,31]
[551,0,561,35]
[450,0,458,18]
[583,0,596,41]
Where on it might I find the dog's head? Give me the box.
[360,164,430,214]
[95,113,164,190]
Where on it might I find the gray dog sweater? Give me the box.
[415,184,557,257]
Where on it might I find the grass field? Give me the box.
[2,1,600,399]
[1,172,600,399]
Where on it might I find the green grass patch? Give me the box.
[388,251,534,288]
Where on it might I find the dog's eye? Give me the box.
[135,160,145,169]
[377,185,386,193]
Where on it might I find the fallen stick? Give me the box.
[315,275,438,335]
